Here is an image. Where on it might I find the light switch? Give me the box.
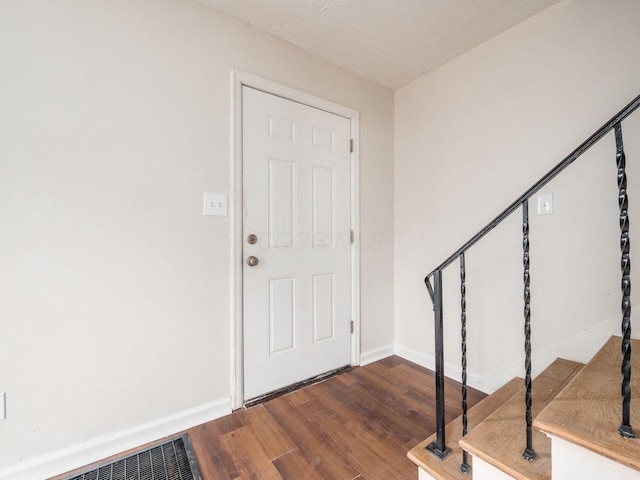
[204,193,228,216]
[537,193,553,215]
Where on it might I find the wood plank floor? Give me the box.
[190,356,485,479]
[52,355,486,480]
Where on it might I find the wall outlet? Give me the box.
[0,392,5,421]
[204,193,228,216]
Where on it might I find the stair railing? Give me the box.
[424,94,640,471]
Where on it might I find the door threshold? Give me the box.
[243,365,353,408]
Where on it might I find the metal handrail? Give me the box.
[424,94,640,467]
[425,94,640,286]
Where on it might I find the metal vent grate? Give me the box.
[62,434,202,480]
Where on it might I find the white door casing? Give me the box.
[231,72,360,409]
[241,86,352,400]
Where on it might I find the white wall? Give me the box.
[395,0,640,392]
[0,0,394,476]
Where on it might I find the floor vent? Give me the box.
[62,434,202,480]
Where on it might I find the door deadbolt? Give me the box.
[247,234,258,245]
[246,256,259,267]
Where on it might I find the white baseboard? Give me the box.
[475,318,618,393]
[360,344,395,365]
[393,318,619,394]
[393,344,435,371]
[393,344,484,391]
[0,398,232,480]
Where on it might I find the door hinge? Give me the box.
[350,139,354,153]
[350,230,354,244]
[350,320,354,334]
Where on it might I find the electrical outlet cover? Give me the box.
[204,193,228,216]
[537,193,554,215]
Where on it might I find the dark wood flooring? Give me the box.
[52,355,486,480]
[190,356,485,479]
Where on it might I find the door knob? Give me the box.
[247,234,258,244]
[246,256,259,267]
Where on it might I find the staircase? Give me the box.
[408,336,640,479]
[408,93,640,480]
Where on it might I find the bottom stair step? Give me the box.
[459,358,583,480]
[408,377,522,480]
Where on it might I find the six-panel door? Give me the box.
[242,86,352,401]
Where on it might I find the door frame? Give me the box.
[230,70,361,409]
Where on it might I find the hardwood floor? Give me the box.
[52,356,485,480]
[189,356,485,479]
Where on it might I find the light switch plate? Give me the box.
[537,193,554,215]
[204,193,228,216]
[0,392,6,421]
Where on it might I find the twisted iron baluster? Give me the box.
[522,200,537,461]
[460,253,471,473]
[615,123,635,438]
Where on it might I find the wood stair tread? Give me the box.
[534,335,640,472]
[407,377,522,480]
[459,358,583,480]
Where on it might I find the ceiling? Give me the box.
[197,0,562,90]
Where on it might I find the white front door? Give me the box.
[242,86,352,401]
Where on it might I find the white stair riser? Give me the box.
[418,467,437,480]
[549,435,640,480]
[471,456,516,480]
